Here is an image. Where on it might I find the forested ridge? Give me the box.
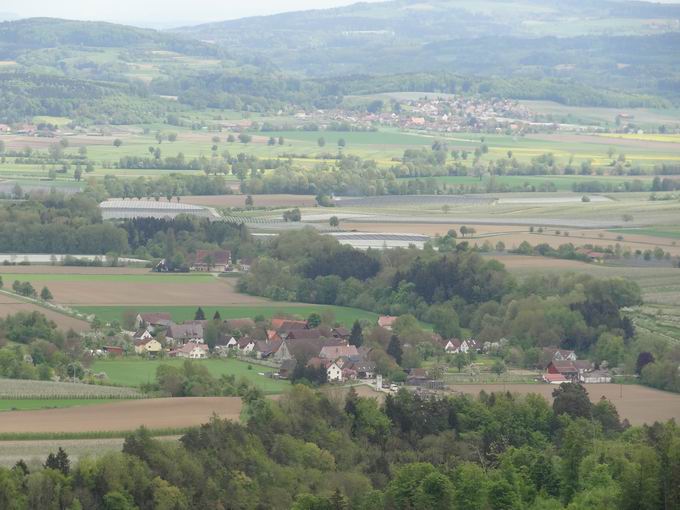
[1,384,679,509]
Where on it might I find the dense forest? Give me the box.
[1,384,679,509]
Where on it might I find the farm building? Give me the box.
[100,199,216,220]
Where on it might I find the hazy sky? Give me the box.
[1,0,382,27]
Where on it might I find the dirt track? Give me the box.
[0,397,242,433]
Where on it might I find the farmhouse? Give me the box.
[546,360,579,381]
[190,249,232,272]
[102,346,124,356]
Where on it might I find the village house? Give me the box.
[134,337,163,355]
[271,318,308,332]
[171,343,209,359]
[132,329,153,342]
[190,249,232,272]
[237,337,256,354]
[166,323,204,345]
[319,345,360,361]
[378,315,398,330]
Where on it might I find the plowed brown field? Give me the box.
[0,397,242,433]
[0,296,90,331]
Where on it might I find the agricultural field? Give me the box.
[90,358,290,393]
[0,437,180,468]
[1,271,269,306]
[0,397,243,434]
[0,378,142,399]
[447,383,680,426]
[0,399,115,412]
[0,292,91,332]
[78,304,379,328]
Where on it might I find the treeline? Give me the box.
[0,311,83,381]
[1,383,679,509]
[0,71,179,124]
[119,216,249,270]
[0,194,129,255]
[87,174,234,200]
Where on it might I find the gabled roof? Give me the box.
[167,323,203,339]
[255,339,282,356]
[272,318,307,331]
[319,345,359,360]
[286,328,323,340]
[193,249,231,265]
[332,327,350,337]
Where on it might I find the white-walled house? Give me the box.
[327,362,343,382]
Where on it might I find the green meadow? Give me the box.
[76,304,379,328]
[0,399,114,411]
[91,358,290,393]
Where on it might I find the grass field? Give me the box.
[0,399,113,411]
[609,227,680,240]
[77,304,379,327]
[91,358,290,393]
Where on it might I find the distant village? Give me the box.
[94,306,612,389]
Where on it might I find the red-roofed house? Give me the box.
[190,250,231,272]
[378,316,398,330]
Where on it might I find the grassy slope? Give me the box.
[76,304,379,328]
[91,358,289,393]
